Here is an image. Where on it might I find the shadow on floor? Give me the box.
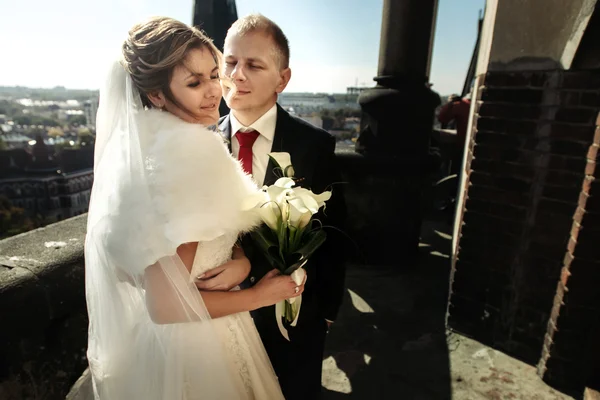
[322,217,454,399]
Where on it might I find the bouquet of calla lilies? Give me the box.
[243,152,331,341]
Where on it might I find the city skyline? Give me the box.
[1,0,485,95]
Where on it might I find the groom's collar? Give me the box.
[229,105,277,141]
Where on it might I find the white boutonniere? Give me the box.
[269,152,295,178]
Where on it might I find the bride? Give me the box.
[84,17,302,399]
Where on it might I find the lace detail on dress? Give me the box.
[224,315,255,399]
[190,234,255,398]
[189,233,238,279]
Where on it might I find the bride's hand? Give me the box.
[252,269,306,308]
[194,246,251,291]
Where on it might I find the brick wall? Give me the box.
[447,69,600,391]
[538,113,600,393]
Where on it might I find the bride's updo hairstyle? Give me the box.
[122,16,221,109]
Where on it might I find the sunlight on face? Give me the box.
[222,31,289,118]
[166,47,222,126]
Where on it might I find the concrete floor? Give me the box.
[321,219,573,400]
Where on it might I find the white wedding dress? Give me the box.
[189,235,283,399]
[85,60,284,400]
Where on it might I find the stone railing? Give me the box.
[0,215,88,400]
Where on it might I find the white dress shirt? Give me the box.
[230,104,277,185]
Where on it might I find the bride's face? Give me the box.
[164,47,222,125]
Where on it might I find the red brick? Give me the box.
[555,108,597,124]
[581,92,600,107]
[543,185,582,203]
[562,71,600,90]
[463,210,524,234]
[587,144,599,160]
[484,72,528,88]
[544,170,589,188]
[529,241,570,260]
[538,199,578,215]
[459,230,520,253]
[484,71,552,88]
[468,184,530,207]
[470,159,537,179]
[559,91,582,107]
[477,117,538,135]
[482,103,528,121]
[448,293,486,322]
[451,261,491,303]
[475,131,523,147]
[466,198,528,221]
[547,155,591,172]
[458,249,516,274]
[480,89,544,105]
[469,171,532,192]
[549,123,596,142]
[534,211,574,233]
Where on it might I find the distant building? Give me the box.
[346,86,370,95]
[84,98,99,128]
[278,93,332,108]
[297,115,323,129]
[2,133,32,149]
[343,117,360,133]
[0,169,93,221]
[0,145,95,223]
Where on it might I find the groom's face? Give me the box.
[222,31,290,115]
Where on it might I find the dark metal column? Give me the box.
[193,0,238,115]
[341,0,440,266]
[356,0,440,157]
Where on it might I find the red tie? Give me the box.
[236,130,260,175]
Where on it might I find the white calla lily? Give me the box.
[257,201,281,230]
[273,177,295,188]
[288,197,313,229]
[242,189,284,230]
[264,185,292,223]
[292,187,332,213]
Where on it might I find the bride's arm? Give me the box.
[143,243,302,323]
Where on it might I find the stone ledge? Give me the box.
[0,214,87,341]
[0,215,88,400]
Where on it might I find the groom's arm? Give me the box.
[312,134,348,322]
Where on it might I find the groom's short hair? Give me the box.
[226,14,290,70]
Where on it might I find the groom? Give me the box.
[218,14,347,400]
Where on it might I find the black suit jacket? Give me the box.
[219,105,347,321]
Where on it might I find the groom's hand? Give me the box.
[195,247,251,291]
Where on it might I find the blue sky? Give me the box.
[1,0,484,95]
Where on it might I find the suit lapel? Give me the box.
[263,105,296,186]
[219,114,232,153]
